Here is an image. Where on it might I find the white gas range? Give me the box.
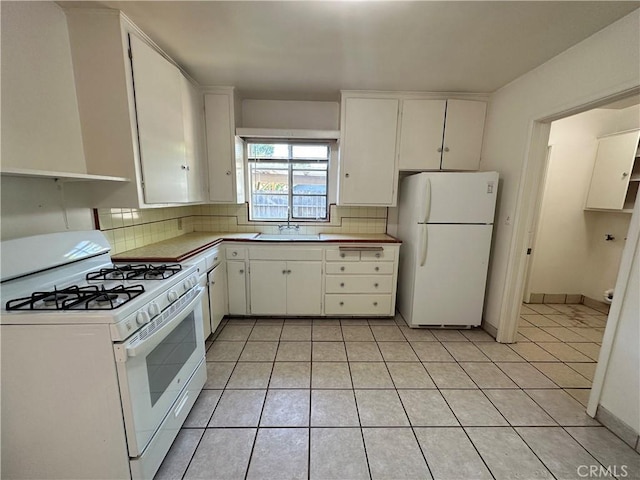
[1,231,207,480]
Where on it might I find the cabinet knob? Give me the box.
[340,282,345,287]
[214,256,218,261]
[282,270,287,275]
[345,173,350,178]
[232,251,238,256]
[437,147,443,153]
[375,253,381,258]
[375,267,379,272]
[287,269,292,274]
[444,147,450,152]
[340,253,345,258]
[374,283,379,288]
[181,164,187,170]
[373,302,378,306]
[339,302,344,306]
[340,266,345,272]
[622,172,629,177]
[226,171,231,175]
[239,269,244,274]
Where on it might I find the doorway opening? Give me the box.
[517,98,640,406]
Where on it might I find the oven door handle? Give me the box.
[126,287,204,358]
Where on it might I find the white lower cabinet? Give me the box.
[226,260,247,315]
[324,245,399,316]
[249,259,322,315]
[223,243,399,317]
[208,262,227,332]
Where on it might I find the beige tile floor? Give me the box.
[155,304,640,480]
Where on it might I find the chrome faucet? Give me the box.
[278,207,300,232]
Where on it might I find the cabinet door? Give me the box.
[287,261,322,315]
[398,100,446,170]
[339,98,399,205]
[585,130,640,210]
[209,263,227,333]
[199,274,212,339]
[205,93,236,203]
[249,261,287,315]
[129,34,188,203]
[441,100,486,171]
[181,76,206,203]
[226,260,247,315]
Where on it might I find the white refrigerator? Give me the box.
[397,171,499,327]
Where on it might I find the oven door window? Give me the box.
[146,312,197,406]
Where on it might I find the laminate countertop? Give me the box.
[112,232,400,263]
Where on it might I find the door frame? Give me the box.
[495,86,640,415]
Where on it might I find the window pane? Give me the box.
[251,166,289,194]
[293,170,327,195]
[248,143,289,159]
[292,145,329,160]
[292,195,327,219]
[251,193,288,219]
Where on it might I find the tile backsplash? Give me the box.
[97,204,388,254]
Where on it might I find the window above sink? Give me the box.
[247,141,330,222]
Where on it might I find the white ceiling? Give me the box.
[60,1,639,100]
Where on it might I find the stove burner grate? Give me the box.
[5,284,145,311]
[85,264,182,281]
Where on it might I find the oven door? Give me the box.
[115,287,205,457]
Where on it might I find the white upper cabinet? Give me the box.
[181,76,207,203]
[204,89,246,204]
[65,9,205,207]
[398,99,486,171]
[129,34,188,204]
[398,100,446,170]
[339,97,400,206]
[585,130,640,211]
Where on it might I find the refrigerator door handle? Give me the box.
[421,178,431,223]
[419,224,428,267]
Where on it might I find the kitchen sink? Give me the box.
[257,233,320,241]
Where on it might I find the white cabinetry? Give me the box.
[338,97,400,206]
[398,99,486,171]
[226,260,248,315]
[65,9,205,207]
[208,261,227,333]
[248,248,323,315]
[204,88,246,204]
[585,130,640,212]
[324,245,399,316]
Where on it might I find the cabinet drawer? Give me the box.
[325,262,394,275]
[360,247,395,262]
[324,294,392,316]
[326,250,360,262]
[325,275,393,294]
[205,247,222,269]
[251,248,323,261]
[226,247,246,260]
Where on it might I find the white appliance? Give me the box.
[396,171,499,327]
[0,231,206,480]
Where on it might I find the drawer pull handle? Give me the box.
[340,266,345,272]
[375,253,381,258]
[373,302,378,306]
[374,283,379,288]
[339,301,344,306]
[375,267,379,272]
[340,283,345,287]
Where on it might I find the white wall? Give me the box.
[1,1,86,173]
[528,106,637,300]
[241,100,339,130]
[599,222,639,434]
[481,10,640,331]
[1,177,94,240]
